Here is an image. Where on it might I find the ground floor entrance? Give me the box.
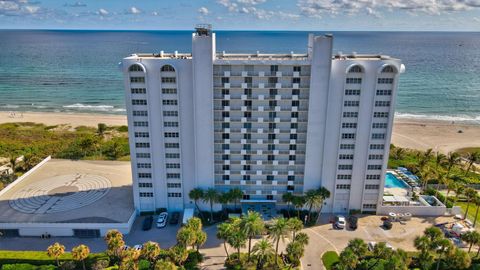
[241,200,277,220]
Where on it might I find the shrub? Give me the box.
[1,264,56,270]
[138,259,150,270]
[92,259,110,270]
[184,250,204,270]
[425,188,454,208]
[322,251,339,270]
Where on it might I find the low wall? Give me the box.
[377,205,447,216]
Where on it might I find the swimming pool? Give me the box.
[385,173,410,189]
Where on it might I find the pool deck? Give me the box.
[384,171,409,197]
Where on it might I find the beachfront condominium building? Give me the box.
[121,25,405,214]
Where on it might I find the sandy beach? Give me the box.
[0,111,479,153]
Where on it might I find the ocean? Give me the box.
[0,30,479,124]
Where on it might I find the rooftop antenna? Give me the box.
[195,24,212,36]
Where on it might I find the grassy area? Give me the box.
[0,250,107,266]
[322,251,339,270]
[456,202,480,225]
[456,147,480,155]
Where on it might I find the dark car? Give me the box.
[348,216,358,230]
[142,216,153,231]
[169,212,180,225]
[383,220,393,230]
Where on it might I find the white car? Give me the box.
[334,215,346,229]
[133,244,143,251]
[156,212,168,228]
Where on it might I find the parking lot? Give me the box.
[301,214,456,270]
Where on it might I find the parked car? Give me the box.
[169,212,180,225]
[133,244,143,251]
[122,245,130,251]
[156,212,168,228]
[383,220,393,230]
[142,216,153,231]
[334,215,346,229]
[348,216,358,230]
[368,241,395,251]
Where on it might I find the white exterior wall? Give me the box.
[122,29,404,214]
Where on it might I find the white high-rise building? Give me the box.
[121,25,404,214]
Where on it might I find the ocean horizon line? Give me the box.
[1,29,480,33]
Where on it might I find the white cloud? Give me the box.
[216,0,299,20]
[97,8,108,16]
[64,2,87,8]
[237,0,266,5]
[0,0,41,16]
[198,6,209,15]
[152,11,159,16]
[127,6,142,15]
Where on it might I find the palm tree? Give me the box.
[434,238,453,270]
[304,189,322,223]
[286,241,305,267]
[424,227,443,242]
[434,152,447,171]
[155,259,177,270]
[465,151,480,176]
[227,218,247,260]
[217,222,233,257]
[461,231,480,253]
[47,242,65,267]
[473,196,480,227]
[435,171,447,198]
[316,187,331,214]
[282,192,294,217]
[346,238,368,260]
[292,195,305,219]
[294,232,309,246]
[252,239,274,269]
[203,188,219,222]
[228,188,243,212]
[72,244,90,270]
[140,241,160,268]
[287,217,303,240]
[188,188,204,216]
[104,229,125,261]
[268,217,290,266]
[169,245,189,266]
[240,211,265,261]
[120,248,140,270]
[446,151,461,177]
[337,248,358,270]
[463,188,478,219]
[218,192,231,218]
[454,183,465,205]
[176,227,196,249]
[195,230,207,251]
[368,242,394,270]
[444,179,455,205]
[414,236,432,254]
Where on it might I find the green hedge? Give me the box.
[322,251,339,270]
[425,188,454,208]
[1,264,56,270]
[0,251,108,268]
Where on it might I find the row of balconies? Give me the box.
[213,71,309,77]
[214,149,305,155]
[214,106,308,113]
[213,159,304,166]
[214,127,307,134]
[214,179,301,186]
[214,82,309,89]
[213,93,309,100]
[214,138,306,144]
[214,120,307,129]
[214,167,304,175]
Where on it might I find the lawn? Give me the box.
[322,251,339,270]
[456,202,480,226]
[0,250,107,266]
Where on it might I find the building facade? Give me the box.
[121,26,404,214]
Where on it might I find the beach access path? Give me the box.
[1,111,479,154]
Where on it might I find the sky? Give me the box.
[0,0,480,31]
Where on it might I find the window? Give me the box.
[342,123,357,128]
[370,144,385,150]
[343,112,358,118]
[382,66,395,73]
[140,192,153,197]
[363,204,377,209]
[131,88,146,94]
[344,101,360,107]
[368,154,383,160]
[138,173,152,178]
[136,153,151,158]
[268,77,278,84]
[342,133,356,139]
[336,184,351,190]
[337,174,352,180]
[163,111,178,117]
[166,163,180,169]
[376,89,392,95]
[162,88,177,94]
[161,65,175,72]
[166,153,180,159]
[293,66,301,72]
[168,193,182,197]
[133,121,148,127]
[340,144,355,150]
[339,154,354,160]
[162,100,178,106]
[135,132,149,138]
[222,77,230,84]
[136,142,150,148]
[132,99,147,105]
[348,65,363,73]
[338,164,353,170]
[366,174,381,180]
[375,101,390,107]
[130,77,145,83]
[222,89,229,95]
[346,78,362,84]
[138,183,153,188]
[292,100,300,107]
[291,112,299,118]
[133,110,148,116]
[161,77,176,83]
[378,78,394,84]
[270,65,278,72]
[345,89,361,95]
[243,175,250,180]
[164,122,179,127]
[165,143,179,148]
[372,123,388,128]
[223,100,230,106]
[292,89,300,96]
[372,133,385,139]
[167,173,180,179]
[289,155,296,161]
[164,132,179,138]
[288,176,295,181]
[292,78,300,84]
[290,134,297,140]
[129,64,144,72]
[267,175,274,181]
[367,164,382,170]
[244,77,252,84]
[167,183,181,188]
[223,165,230,170]
[365,184,380,190]
[374,112,389,118]
[222,112,230,118]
